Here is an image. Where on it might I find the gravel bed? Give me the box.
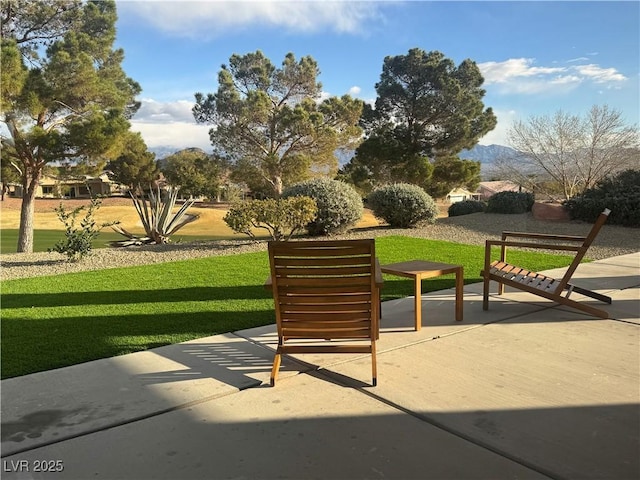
[2,213,637,281]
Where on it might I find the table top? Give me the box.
[380,260,462,277]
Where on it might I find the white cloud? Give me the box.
[119,1,383,38]
[549,75,582,85]
[348,86,361,96]
[133,98,196,124]
[479,58,565,84]
[131,121,212,151]
[479,58,627,95]
[566,57,589,63]
[573,64,627,84]
[130,98,211,149]
[478,109,517,146]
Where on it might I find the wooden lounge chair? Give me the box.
[267,239,382,387]
[482,209,612,319]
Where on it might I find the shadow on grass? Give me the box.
[1,285,272,309]
[1,277,483,309]
[1,308,276,379]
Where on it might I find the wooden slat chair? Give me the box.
[482,209,612,319]
[267,239,382,387]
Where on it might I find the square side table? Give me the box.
[380,260,464,330]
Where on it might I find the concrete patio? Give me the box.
[2,252,639,479]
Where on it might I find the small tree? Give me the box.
[428,155,481,199]
[223,197,317,241]
[505,105,639,200]
[193,50,364,196]
[161,149,225,200]
[1,152,20,200]
[106,132,159,189]
[48,197,116,261]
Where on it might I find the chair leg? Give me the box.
[483,277,491,311]
[371,341,377,387]
[270,351,282,387]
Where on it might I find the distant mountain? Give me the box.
[154,147,210,168]
[149,146,181,160]
[460,144,518,163]
[148,144,520,175]
[460,144,521,178]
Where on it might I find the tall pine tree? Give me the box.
[1,0,140,252]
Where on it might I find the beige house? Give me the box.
[12,173,125,199]
[446,187,480,204]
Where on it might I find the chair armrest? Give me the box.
[375,258,384,289]
[486,239,582,252]
[501,231,586,242]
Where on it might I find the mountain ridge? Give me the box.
[149,144,519,177]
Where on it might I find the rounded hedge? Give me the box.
[367,183,438,228]
[485,191,535,214]
[448,200,485,217]
[563,169,640,227]
[282,178,363,235]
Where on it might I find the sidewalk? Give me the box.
[2,253,639,479]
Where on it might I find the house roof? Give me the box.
[447,187,475,197]
[478,181,521,194]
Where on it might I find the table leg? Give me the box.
[414,275,422,331]
[455,267,464,321]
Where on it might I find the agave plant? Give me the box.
[111,186,198,246]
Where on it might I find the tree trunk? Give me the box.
[274,176,283,197]
[18,189,35,253]
[17,172,40,253]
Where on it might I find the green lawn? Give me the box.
[0,235,577,379]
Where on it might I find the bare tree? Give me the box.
[502,105,639,200]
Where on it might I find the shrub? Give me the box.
[563,169,640,227]
[223,197,318,241]
[282,178,363,235]
[448,200,486,217]
[485,191,535,214]
[48,197,116,261]
[367,183,438,228]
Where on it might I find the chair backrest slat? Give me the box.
[269,239,377,339]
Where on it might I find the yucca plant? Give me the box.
[111,186,198,246]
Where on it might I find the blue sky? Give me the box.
[114,1,639,152]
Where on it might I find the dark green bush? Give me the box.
[282,178,363,235]
[448,200,486,217]
[485,191,535,214]
[367,183,438,228]
[563,169,640,227]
